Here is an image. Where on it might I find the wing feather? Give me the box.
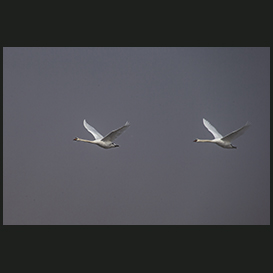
[102,121,130,142]
[203,118,223,139]
[83,119,103,140]
[221,122,250,143]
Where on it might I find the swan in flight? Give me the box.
[74,120,130,149]
[194,118,250,149]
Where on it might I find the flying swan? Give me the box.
[74,120,130,149]
[194,118,250,149]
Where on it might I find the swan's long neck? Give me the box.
[74,137,96,144]
[195,139,214,143]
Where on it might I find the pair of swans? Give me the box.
[74,118,250,149]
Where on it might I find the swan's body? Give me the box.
[194,118,250,149]
[74,120,130,149]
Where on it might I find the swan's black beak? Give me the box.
[193,139,197,142]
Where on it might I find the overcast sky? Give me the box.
[3,47,270,225]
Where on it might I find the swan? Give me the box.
[194,118,250,149]
[74,120,130,149]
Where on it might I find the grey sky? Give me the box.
[3,47,270,225]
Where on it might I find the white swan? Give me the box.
[74,120,130,149]
[194,118,250,149]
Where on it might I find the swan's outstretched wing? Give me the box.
[203,118,223,139]
[221,122,250,143]
[83,119,103,140]
[102,121,130,142]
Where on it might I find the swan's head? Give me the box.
[193,139,199,142]
[73,137,79,141]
